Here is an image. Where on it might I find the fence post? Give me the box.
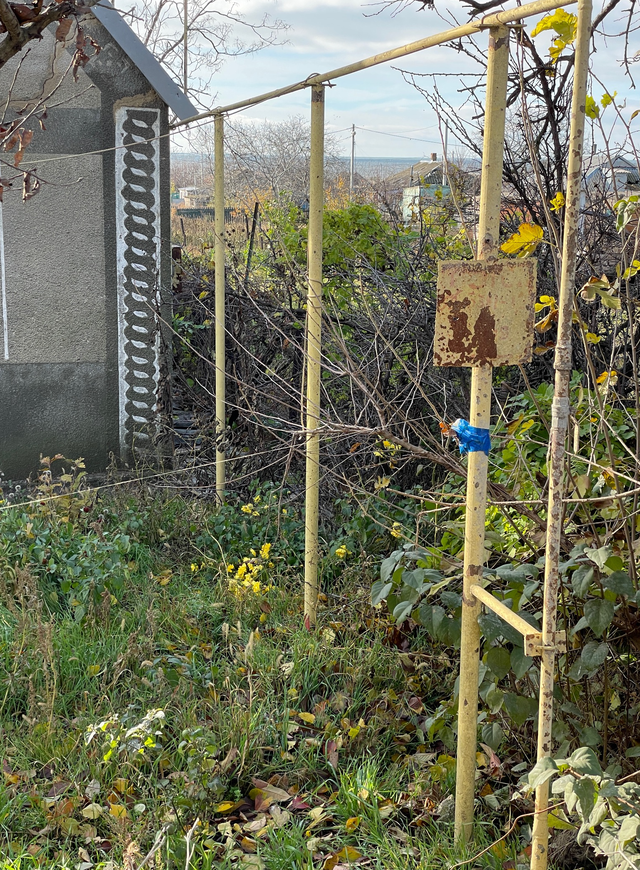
[530,1,591,866]
[214,112,226,500]
[454,24,510,845]
[303,83,325,628]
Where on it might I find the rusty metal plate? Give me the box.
[434,260,536,367]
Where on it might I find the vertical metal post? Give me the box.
[531,2,591,867]
[0,202,8,360]
[454,24,510,845]
[349,124,355,201]
[303,84,325,628]
[214,113,226,500]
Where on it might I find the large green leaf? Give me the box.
[371,579,393,606]
[573,777,598,820]
[569,746,602,777]
[504,693,538,726]
[603,571,634,598]
[528,756,559,789]
[583,599,615,637]
[511,646,534,679]
[484,646,511,681]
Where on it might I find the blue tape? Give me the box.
[450,418,491,456]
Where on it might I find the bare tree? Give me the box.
[0,0,99,70]
[122,0,287,104]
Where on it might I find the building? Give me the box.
[0,2,196,479]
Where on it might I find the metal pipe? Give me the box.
[303,84,325,628]
[214,113,226,500]
[470,584,538,640]
[349,124,355,201]
[171,0,576,129]
[454,24,510,845]
[182,0,188,95]
[530,1,592,867]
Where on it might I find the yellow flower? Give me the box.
[252,581,261,594]
[260,543,271,559]
[391,522,402,539]
[190,563,198,572]
[252,511,259,517]
[282,509,288,515]
[227,564,234,573]
[259,613,267,623]
[236,564,247,580]
[253,495,261,504]
[335,545,349,559]
[250,549,257,557]
[241,504,253,514]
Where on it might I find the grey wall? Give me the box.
[0,17,170,480]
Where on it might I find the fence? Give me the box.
[172,2,592,866]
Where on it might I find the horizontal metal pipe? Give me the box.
[470,584,537,639]
[172,0,577,128]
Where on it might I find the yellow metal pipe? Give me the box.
[454,24,510,846]
[303,84,325,628]
[470,584,538,640]
[171,0,576,129]
[214,113,226,500]
[530,0,592,867]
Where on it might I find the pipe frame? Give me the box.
[214,113,226,500]
[172,0,576,129]
[303,84,325,628]
[454,23,510,846]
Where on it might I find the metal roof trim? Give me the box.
[91,1,198,120]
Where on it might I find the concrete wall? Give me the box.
[0,17,170,480]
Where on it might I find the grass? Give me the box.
[0,482,530,869]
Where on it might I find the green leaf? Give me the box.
[579,641,609,675]
[569,746,602,777]
[585,546,611,570]
[528,756,559,789]
[572,566,594,598]
[371,579,393,606]
[484,647,511,681]
[504,693,538,726]
[485,685,505,713]
[481,722,504,752]
[511,646,534,679]
[603,571,634,598]
[625,746,640,758]
[584,599,615,637]
[573,777,598,820]
[417,602,446,638]
[617,815,640,846]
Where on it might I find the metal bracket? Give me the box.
[524,632,567,658]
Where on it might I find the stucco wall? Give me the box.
[0,18,170,480]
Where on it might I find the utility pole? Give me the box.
[443,122,449,188]
[349,124,355,201]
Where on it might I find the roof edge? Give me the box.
[91,1,198,121]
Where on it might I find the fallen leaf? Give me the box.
[323,846,363,870]
[109,803,127,819]
[82,803,103,819]
[345,816,361,832]
[298,712,316,725]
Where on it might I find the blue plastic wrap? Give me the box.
[450,418,491,456]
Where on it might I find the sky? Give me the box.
[172,0,640,161]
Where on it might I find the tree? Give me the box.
[121,0,287,104]
[0,0,98,70]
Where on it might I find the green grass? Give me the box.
[0,486,527,869]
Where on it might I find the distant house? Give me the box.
[177,187,211,208]
[377,155,462,223]
[583,152,640,201]
[0,2,196,479]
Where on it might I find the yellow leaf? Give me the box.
[550,191,565,212]
[87,665,101,676]
[82,803,103,819]
[109,803,127,819]
[345,816,361,832]
[596,370,617,385]
[156,570,172,586]
[113,778,129,794]
[216,801,236,813]
[348,726,361,739]
[585,332,601,344]
[298,712,316,724]
[323,846,363,870]
[585,95,600,119]
[501,223,544,256]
